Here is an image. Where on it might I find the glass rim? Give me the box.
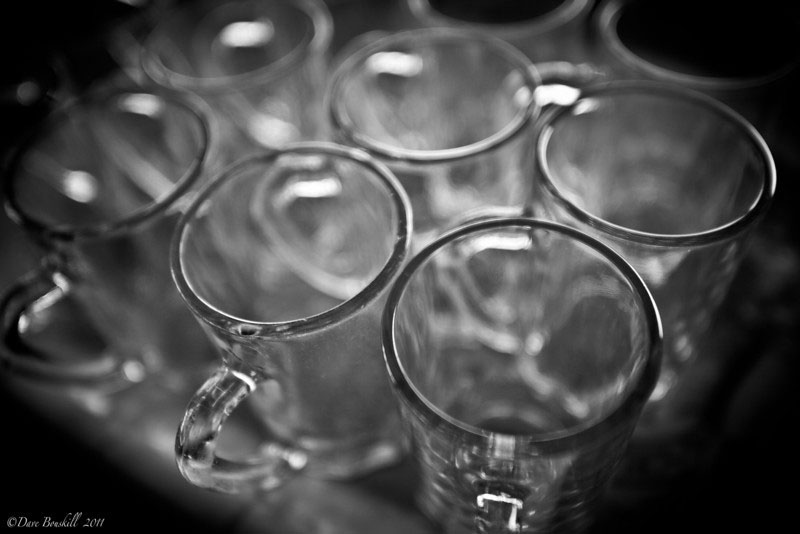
[407,0,593,39]
[327,27,541,164]
[596,0,800,91]
[2,87,212,242]
[172,141,412,338]
[142,0,333,94]
[537,80,777,247]
[382,217,663,449]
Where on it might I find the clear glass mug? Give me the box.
[532,81,776,493]
[327,27,542,250]
[405,0,596,66]
[382,217,662,533]
[591,0,800,144]
[0,87,217,392]
[172,142,412,493]
[142,0,333,158]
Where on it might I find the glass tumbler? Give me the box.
[172,142,412,493]
[534,81,776,416]
[591,0,799,144]
[142,0,333,157]
[327,27,541,249]
[383,217,661,533]
[405,0,595,66]
[1,87,216,392]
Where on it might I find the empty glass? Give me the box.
[142,0,333,157]
[533,81,776,498]
[591,0,799,142]
[535,80,775,410]
[383,217,662,533]
[327,27,541,249]
[0,87,216,392]
[405,0,595,65]
[172,142,412,493]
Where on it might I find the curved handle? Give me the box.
[0,266,136,389]
[176,366,308,494]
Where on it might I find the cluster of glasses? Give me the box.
[1,0,791,532]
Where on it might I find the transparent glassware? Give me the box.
[591,0,800,145]
[382,217,662,533]
[327,27,542,250]
[533,81,776,497]
[405,0,595,65]
[172,142,412,493]
[1,87,217,392]
[142,0,333,157]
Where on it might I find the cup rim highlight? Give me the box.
[172,141,412,338]
[2,87,212,243]
[142,0,333,94]
[537,80,777,247]
[382,217,662,450]
[327,27,541,164]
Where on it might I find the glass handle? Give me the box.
[176,366,308,494]
[0,266,134,388]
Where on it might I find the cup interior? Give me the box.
[389,221,657,437]
[598,0,800,88]
[331,30,537,154]
[7,91,207,235]
[178,147,407,325]
[145,0,318,87]
[540,87,770,236]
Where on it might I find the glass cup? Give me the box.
[327,27,542,250]
[172,142,412,493]
[405,0,595,66]
[142,0,333,158]
[382,217,662,533]
[1,87,217,392]
[533,81,776,497]
[591,0,800,144]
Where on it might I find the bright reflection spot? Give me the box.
[122,360,147,383]
[462,233,532,256]
[287,175,341,199]
[534,83,581,107]
[220,20,275,48]
[118,93,163,118]
[248,114,299,147]
[513,85,533,108]
[16,80,42,106]
[524,331,545,356]
[572,97,601,116]
[63,170,99,203]
[366,51,424,77]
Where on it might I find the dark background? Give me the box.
[2,0,799,532]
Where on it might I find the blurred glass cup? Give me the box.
[405,0,595,66]
[533,81,776,495]
[383,217,661,534]
[172,142,412,493]
[328,27,541,250]
[1,87,217,394]
[535,81,775,412]
[592,0,800,144]
[142,0,332,158]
